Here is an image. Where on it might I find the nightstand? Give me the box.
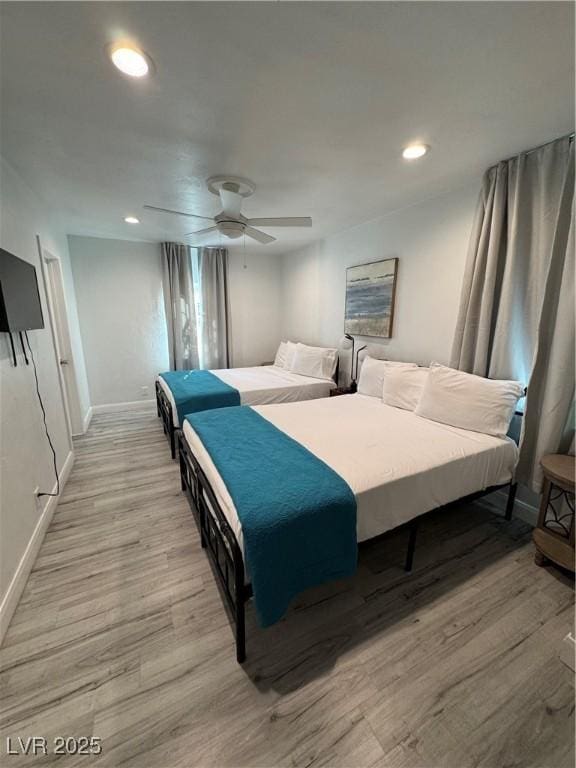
[533,454,575,572]
[330,385,356,397]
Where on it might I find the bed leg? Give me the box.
[505,482,517,521]
[170,425,176,460]
[179,449,187,492]
[235,598,246,664]
[199,502,207,548]
[405,520,419,573]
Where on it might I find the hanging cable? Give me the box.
[24,331,60,498]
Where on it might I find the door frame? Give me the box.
[36,236,82,441]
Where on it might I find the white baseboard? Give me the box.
[71,406,93,437]
[0,449,75,645]
[82,406,93,433]
[91,399,156,415]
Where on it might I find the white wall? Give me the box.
[68,238,283,407]
[280,182,479,375]
[0,158,80,636]
[68,236,169,407]
[228,250,282,366]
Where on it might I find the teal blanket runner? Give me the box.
[186,406,357,626]
[159,370,240,423]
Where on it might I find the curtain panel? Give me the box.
[161,243,231,372]
[197,247,231,369]
[161,242,199,371]
[451,135,575,491]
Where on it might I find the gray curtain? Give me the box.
[451,135,574,491]
[161,242,199,370]
[197,247,231,369]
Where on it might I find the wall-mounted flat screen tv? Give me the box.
[0,248,44,332]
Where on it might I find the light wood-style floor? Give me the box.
[1,408,574,767]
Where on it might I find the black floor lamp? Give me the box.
[344,333,355,390]
[355,345,367,382]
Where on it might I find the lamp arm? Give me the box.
[355,345,367,381]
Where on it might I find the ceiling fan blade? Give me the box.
[244,226,276,245]
[245,217,312,228]
[184,226,218,237]
[143,204,214,221]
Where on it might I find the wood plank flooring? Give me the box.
[1,408,574,767]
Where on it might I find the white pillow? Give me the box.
[415,363,524,438]
[383,366,429,411]
[301,343,338,377]
[283,341,298,370]
[290,342,338,381]
[357,357,417,398]
[274,341,287,368]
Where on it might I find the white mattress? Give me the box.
[157,365,335,427]
[183,394,518,558]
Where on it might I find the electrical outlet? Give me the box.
[140,385,149,398]
[33,486,40,497]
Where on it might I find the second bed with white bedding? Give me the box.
[182,393,518,557]
[158,365,335,427]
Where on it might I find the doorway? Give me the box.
[38,238,83,438]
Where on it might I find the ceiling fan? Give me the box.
[144,176,312,245]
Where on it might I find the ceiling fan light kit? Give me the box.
[144,176,312,245]
[215,220,246,240]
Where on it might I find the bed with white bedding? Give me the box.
[178,387,520,662]
[158,365,335,428]
[183,394,518,553]
[155,359,336,457]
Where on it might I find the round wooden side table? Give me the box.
[533,454,575,572]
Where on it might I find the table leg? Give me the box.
[534,548,549,567]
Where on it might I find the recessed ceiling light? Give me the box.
[124,216,140,224]
[110,45,150,77]
[402,144,429,160]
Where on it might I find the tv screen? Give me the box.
[0,248,44,332]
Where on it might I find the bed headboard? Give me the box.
[508,387,527,445]
[507,412,523,445]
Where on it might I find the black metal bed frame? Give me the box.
[179,430,252,661]
[156,380,177,459]
[178,428,518,664]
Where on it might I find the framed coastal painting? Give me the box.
[344,258,398,338]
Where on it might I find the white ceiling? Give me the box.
[1,2,574,255]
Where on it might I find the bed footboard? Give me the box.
[178,431,251,663]
[155,380,177,459]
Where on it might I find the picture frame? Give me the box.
[344,257,398,338]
